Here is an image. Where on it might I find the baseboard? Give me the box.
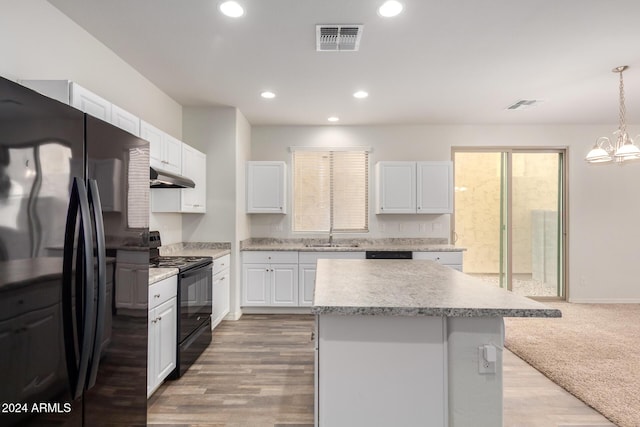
[224,311,243,321]
[568,297,640,303]
[241,307,313,315]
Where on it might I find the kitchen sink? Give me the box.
[304,243,360,248]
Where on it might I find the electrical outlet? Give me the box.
[419,223,427,233]
[432,223,443,232]
[478,345,497,374]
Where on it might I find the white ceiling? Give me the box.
[48,0,640,126]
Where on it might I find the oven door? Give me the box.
[179,263,212,343]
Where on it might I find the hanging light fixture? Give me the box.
[585,66,640,164]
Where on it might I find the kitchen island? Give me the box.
[311,259,561,427]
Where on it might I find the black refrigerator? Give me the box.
[0,77,149,426]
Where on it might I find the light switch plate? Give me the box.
[478,345,496,374]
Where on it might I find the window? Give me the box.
[293,149,368,232]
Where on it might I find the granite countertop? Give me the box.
[159,242,231,259]
[149,268,179,285]
[241,238,464,252]
[311,259,561,318]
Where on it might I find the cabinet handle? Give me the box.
[154,294,161,298]
[151,319,158,324]
[158,316,162,321]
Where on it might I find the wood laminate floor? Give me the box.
[148,314,614,427]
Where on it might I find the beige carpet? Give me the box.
[504,302,640,427]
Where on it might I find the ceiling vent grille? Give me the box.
[316,25,363,51]
[506,99,543,110]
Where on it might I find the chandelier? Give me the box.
[585,66,640,163]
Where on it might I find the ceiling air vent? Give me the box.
[316,25,363,51]
[506,99,544,110]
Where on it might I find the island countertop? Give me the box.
[311,259,561,318]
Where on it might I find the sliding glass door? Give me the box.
[453,149,566,299]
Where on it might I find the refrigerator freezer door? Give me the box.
[0,77,85,426]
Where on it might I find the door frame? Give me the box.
[451,146,569,301]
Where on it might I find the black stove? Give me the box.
[148,230,212,272]
[150,255,212,272]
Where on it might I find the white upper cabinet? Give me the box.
[142,120,182,175]
[416,162,453,214]
[69,83,112,122]
[375,162,417,214]
[19,80,142,136]
[111,104,141,136]
[151,143,206,213]
[180,144,206,213]
[246,161,287,214]
[376,161,453,214]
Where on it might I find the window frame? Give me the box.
[291,147,370,234]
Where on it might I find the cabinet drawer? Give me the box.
[149,275,177,309]
[412,251,463,265]
[242,251,298,264]
[299,251,366,263]
[213,254,231,275]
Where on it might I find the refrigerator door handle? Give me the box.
[86,179,106,390]
[62,177,96,400]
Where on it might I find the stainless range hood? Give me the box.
[150,167,195,188]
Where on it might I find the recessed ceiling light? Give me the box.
[261,91,276,99]
[378,1,403,17]
[219,1,244,18]
[353,91,369,99]
[327,116,340,122]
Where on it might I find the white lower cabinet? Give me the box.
[242,251,298,307]
[298,252,366,306]
[147,275,177,398]
[211,255,230,330]
[413,251,463,271]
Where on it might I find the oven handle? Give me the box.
[180,264,212,280]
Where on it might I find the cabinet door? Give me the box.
[271,264,298,306]
[111,104,140,136]
[212,269,230,329]
[147,309,156,396]
[376,162,416,214]
[242,264,270,306]
[181,145,206,212]
[155,298,177,383]
[163,134,183,175]
[70,83,112,121]
[141,121,164,170]
[416,161,453,214]
[246,161,286,213]
[299,264,317,306]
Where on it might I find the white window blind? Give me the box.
[293,149,368,232]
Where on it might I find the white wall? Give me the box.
[182,106,251,319]
[0,0,182,244]
[0,1,182,136]
[251,124,640,303]
[0,0,185,244]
